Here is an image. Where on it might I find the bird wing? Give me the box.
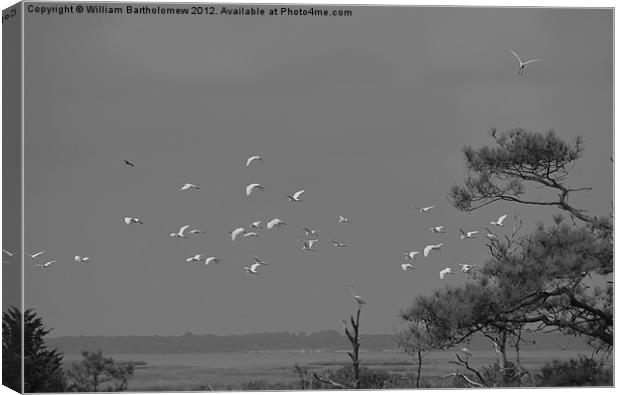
[178,225,190,236]
[181,184,191,190]
[293,190,305,199]
[231,228,245,240]
[124,217,132,224]
[250,263,262,272]
[2,249,14,256]
[308,239,319,248]
[498,214,508,224]
[253,256,262,264]
[423,245,433,257]
[459,228,467,236]
[302,227,312,234]
[523,58,542,65]
[509,49,522,64]
[246,156,256,166]
[469,230,479,236]
[246,184,255,196]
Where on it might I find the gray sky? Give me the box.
[20,6,612,336]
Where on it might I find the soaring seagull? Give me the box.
[287,189,305,203]
[401,263,416,271]
[459,229,479,239]
[439,267,455,279]
[35,260,56,268]
[345,284,366,306]
[180,183,200,191]
[244,263,262,275]
[429,226,445,234]
[413,205,435,213]
[490,214,508,226]
[74,256,91,263]
[26,251,46,259]
[404,251,419,260]
[246,155,263,167]
[171,225,190,238]
[230,227,246,241]
[424,243,443,258]
[509,49,542,76]
[246,183,264,197]
[267,218,287,229]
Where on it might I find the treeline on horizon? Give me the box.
[46,329,590,355]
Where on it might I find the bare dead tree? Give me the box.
[450,352,487,387]
[343,305,363,389]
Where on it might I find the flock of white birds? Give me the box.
[1,49,541,309]
[401,206,510,280]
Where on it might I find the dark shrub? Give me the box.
[537,355,612,387]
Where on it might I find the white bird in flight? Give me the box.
[189,229,206,235]
[244,263,262,275]
[246,155,263,167]
[267,218,287,229]
[171,225,190,238]
[2,249,14,256]
[26,251,46,259]
[204,257,220,266]
[401,263,415,271]
[345,284,366,306]
[331,241,348,248]
[186,254,205,263]
[459,264,477,273]
[253,256,270,266]
[439,267,455,279]
[429,226,445,234]
[404,251,420,260]
[509,49,542,76]
[250,221,263,229]
[242,232,259,238]
[414,205,435,213]
[246,183,264,196]
[490,214,508,226]
[302,227,319,236]
[287,189,305,203]
[180,183,200,191]
[230,227,246,241]
[35,260,56,268]
[124,217,144,224]
[338,216,350,224]
[301,239,319,252]
[424,243,443,258]
[74,256,91,263]
[459,229,479,239]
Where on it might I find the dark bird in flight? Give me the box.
[124,159,135,167]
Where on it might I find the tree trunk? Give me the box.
[352,307,361,389]
[416,350,422,388]
[493,332,508,386]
